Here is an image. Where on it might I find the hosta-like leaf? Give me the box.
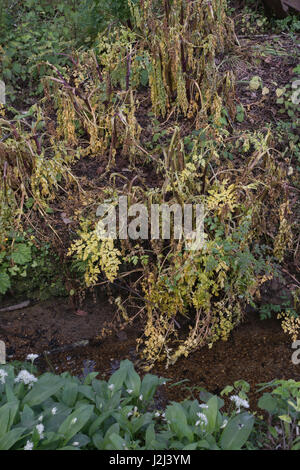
[0,428,26,450]
[58,404,94,445]
[220,412,254,450]
[23,374,63,407]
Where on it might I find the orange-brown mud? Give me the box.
[0,296,299,411]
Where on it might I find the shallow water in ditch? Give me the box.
[0,295,299,410]
[37,313,300,412]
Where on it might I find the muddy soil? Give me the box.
[0,296,299,411]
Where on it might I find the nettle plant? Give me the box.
[0,0,130,103]
[0,231,66,300]
[256,380,300,450]
[0,358,255,450]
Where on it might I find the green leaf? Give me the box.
[145,423,156,449]
[0,272,11,294]
[11,244,31,265]
[109,432,126,450]
[0,402,19,438]
[0,428,26,450]
[88,411,114,437]
[108,362,128,392]
[220,412,254,450]
[20,404,35,428]
[125,362,141,396]
[83,372,99,385]
[78,384,96,402]
[221,385,234,396]
[23,374,63,407]
[92,431,104,450]
[140,69,149,87]
[62,383,79,407]
[205,395,219,433]
[58,404,94,445]
[183,442,199,450]
[141,374,160,402]
[103,423,120,449]
[279,414,292,424]
[258,393,278,414]
[165,403,193,442]
[236,112,244,123]
[131,412,153,434]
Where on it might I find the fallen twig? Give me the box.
[0,300,30,313]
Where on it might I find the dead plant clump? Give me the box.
[0,0,299,369]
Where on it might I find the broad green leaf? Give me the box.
[145,423,156,449]
[249,75,262,91]
[109,432,126,450]
[84,372,99,385]
[92,432,104,450]
[205,395,219,433]
[141,374,160,402]
[131,412,153,434]
[140,69,149,87]
[199,388,224,409]
[183,442,198,450]
[166,403,193,442]
[220,412,254,450]
[0,402,19,438]
[11,244,31,265]
[0,272,11,295]
[103,423,120,449]
[258,393,278,414]
[125,362,141,396]
[20,404,35,428]
[78,384,95,402]
[0,428,26,450]
[23,374,63,407]
[5,382,18,403]
[62,383,79,407]
[88,410,112,436]
[58,404,94,445]
[108,363,128,392]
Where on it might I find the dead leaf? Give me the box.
[75,309,88,317]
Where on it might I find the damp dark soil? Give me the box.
[0,296,299,411]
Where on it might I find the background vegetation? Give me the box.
[0,0,299,366]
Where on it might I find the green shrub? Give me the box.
[0,0,134,104]
[256,380,300,450]
[0,232,66,300]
